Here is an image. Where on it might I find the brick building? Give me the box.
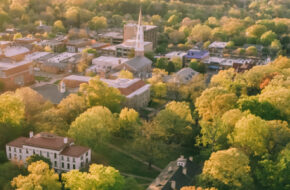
[124,24,158,49]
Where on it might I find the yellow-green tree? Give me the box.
[69,106,117,145]
[79,77,125,112]
[202,148,253,189]
[117,108,140,138]
[62,164,125,190]
[119,70,133,79]
[11,161,61,190]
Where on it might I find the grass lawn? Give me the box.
[35,76,51,82]
[91,144,159,178]
[109,137,195,169]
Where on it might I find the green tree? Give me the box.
[201,148,253,190]
[62,164,125,190]
[0,162,26,189]
[195,87,237,121]
[231,114,270,156]
[13,33,22,40]
[57,94,87,124]
[238,96,285,121]
[189,60,207,73]
[189,24,212,42]
[79,77,125,113]
[11,161,61,190]
[89,16,108,31]
[0,92,24,125]
[26,155,52,167]
[69,106,117,146]
[245,46,258,56]
[53,20,65,33]
[117,108,140,138]
[260,31,277,46]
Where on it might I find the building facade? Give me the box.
[6,132,91,173]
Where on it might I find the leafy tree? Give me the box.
[238,96,285,121]
[79,77,125,113]
[181,187,217,190]
[89,16,108,31]
[151,82,167,98]
[15,87,52,121]
[260,31,277,46]
[189,60,206,74]
[246,24,267,39]
[195,87,238,121]
[26,155,52,168]
[69,106,117,146]
[133,121,165,169]
[0,92,24,125]
[53,20,65,33]
[63,164,124,190]
[154,101,194,144]
[155,58,168,70]
[116,108,140,138]
[201,148,253,190]
[0,162,26,190]
[11,161,61,190]
[231,114,270,156]
[77,51,92,73]
[13,33,22,40]
[119,70,133,79]
[245,46,258,56]
[57,94,87,124]
[189,24,212,42]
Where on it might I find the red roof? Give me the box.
[6,137,28,148]
[118,80,147,96]
[61,145,90,157]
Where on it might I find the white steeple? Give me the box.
[135,9,144,57]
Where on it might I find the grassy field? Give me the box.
[91,144,159,178]
[35,76,51,82]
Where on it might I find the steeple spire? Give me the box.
[135,8,144,57]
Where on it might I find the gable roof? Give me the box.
[124,56,152,71]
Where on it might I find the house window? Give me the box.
[9,153,11,159]
[19,149,22,153]
[67,157,69,162]
[26,149,28,154]
[9,147,11,151]
[14,148,16,152]
[47,152,49,157]
[86,158,88,164]
[33,150,35,154]
[20,155,22,160]
[54,161,57,167]
[61,156,64,160]
[73,158,75,162]
[67,163,70,169]
[73,164,75,169]
[86,152,88,156]
[81,156,83,160]
[54,153,57,159]
[40,151,42,156]
[62,162,64,169]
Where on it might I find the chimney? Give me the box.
[171,181,176,190]
[29,131,34,138]
[189,156,193,161]
[182,168,187,175]
[180,155,184,159]
[64,137,68,144]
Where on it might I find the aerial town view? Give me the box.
[0,0,289,189]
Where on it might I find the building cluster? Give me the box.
[6,132,91,173]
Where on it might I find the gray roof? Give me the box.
[33,84,70,104]
[125,56,152,71]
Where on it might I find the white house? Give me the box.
[6,132,91,172]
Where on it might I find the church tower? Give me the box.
[135,9,144,57]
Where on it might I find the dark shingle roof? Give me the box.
[124,56,152,71]
[33,84,70,104]
[61,145,90,157]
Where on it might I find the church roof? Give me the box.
[124,56,152,71]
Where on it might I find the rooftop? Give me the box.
[185,49,209,59]
[116,39,152,49]
[99,31,123,39]
[33,84,71,104]
[165,51,187,58]
[92,56,129,65]
[61,145,90,157]
[125,56,152,71]
[208,41,228,49]
[25,52,51,61]
[0,46,30,57]
[0,59,31,70]
[125,23,158,30]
